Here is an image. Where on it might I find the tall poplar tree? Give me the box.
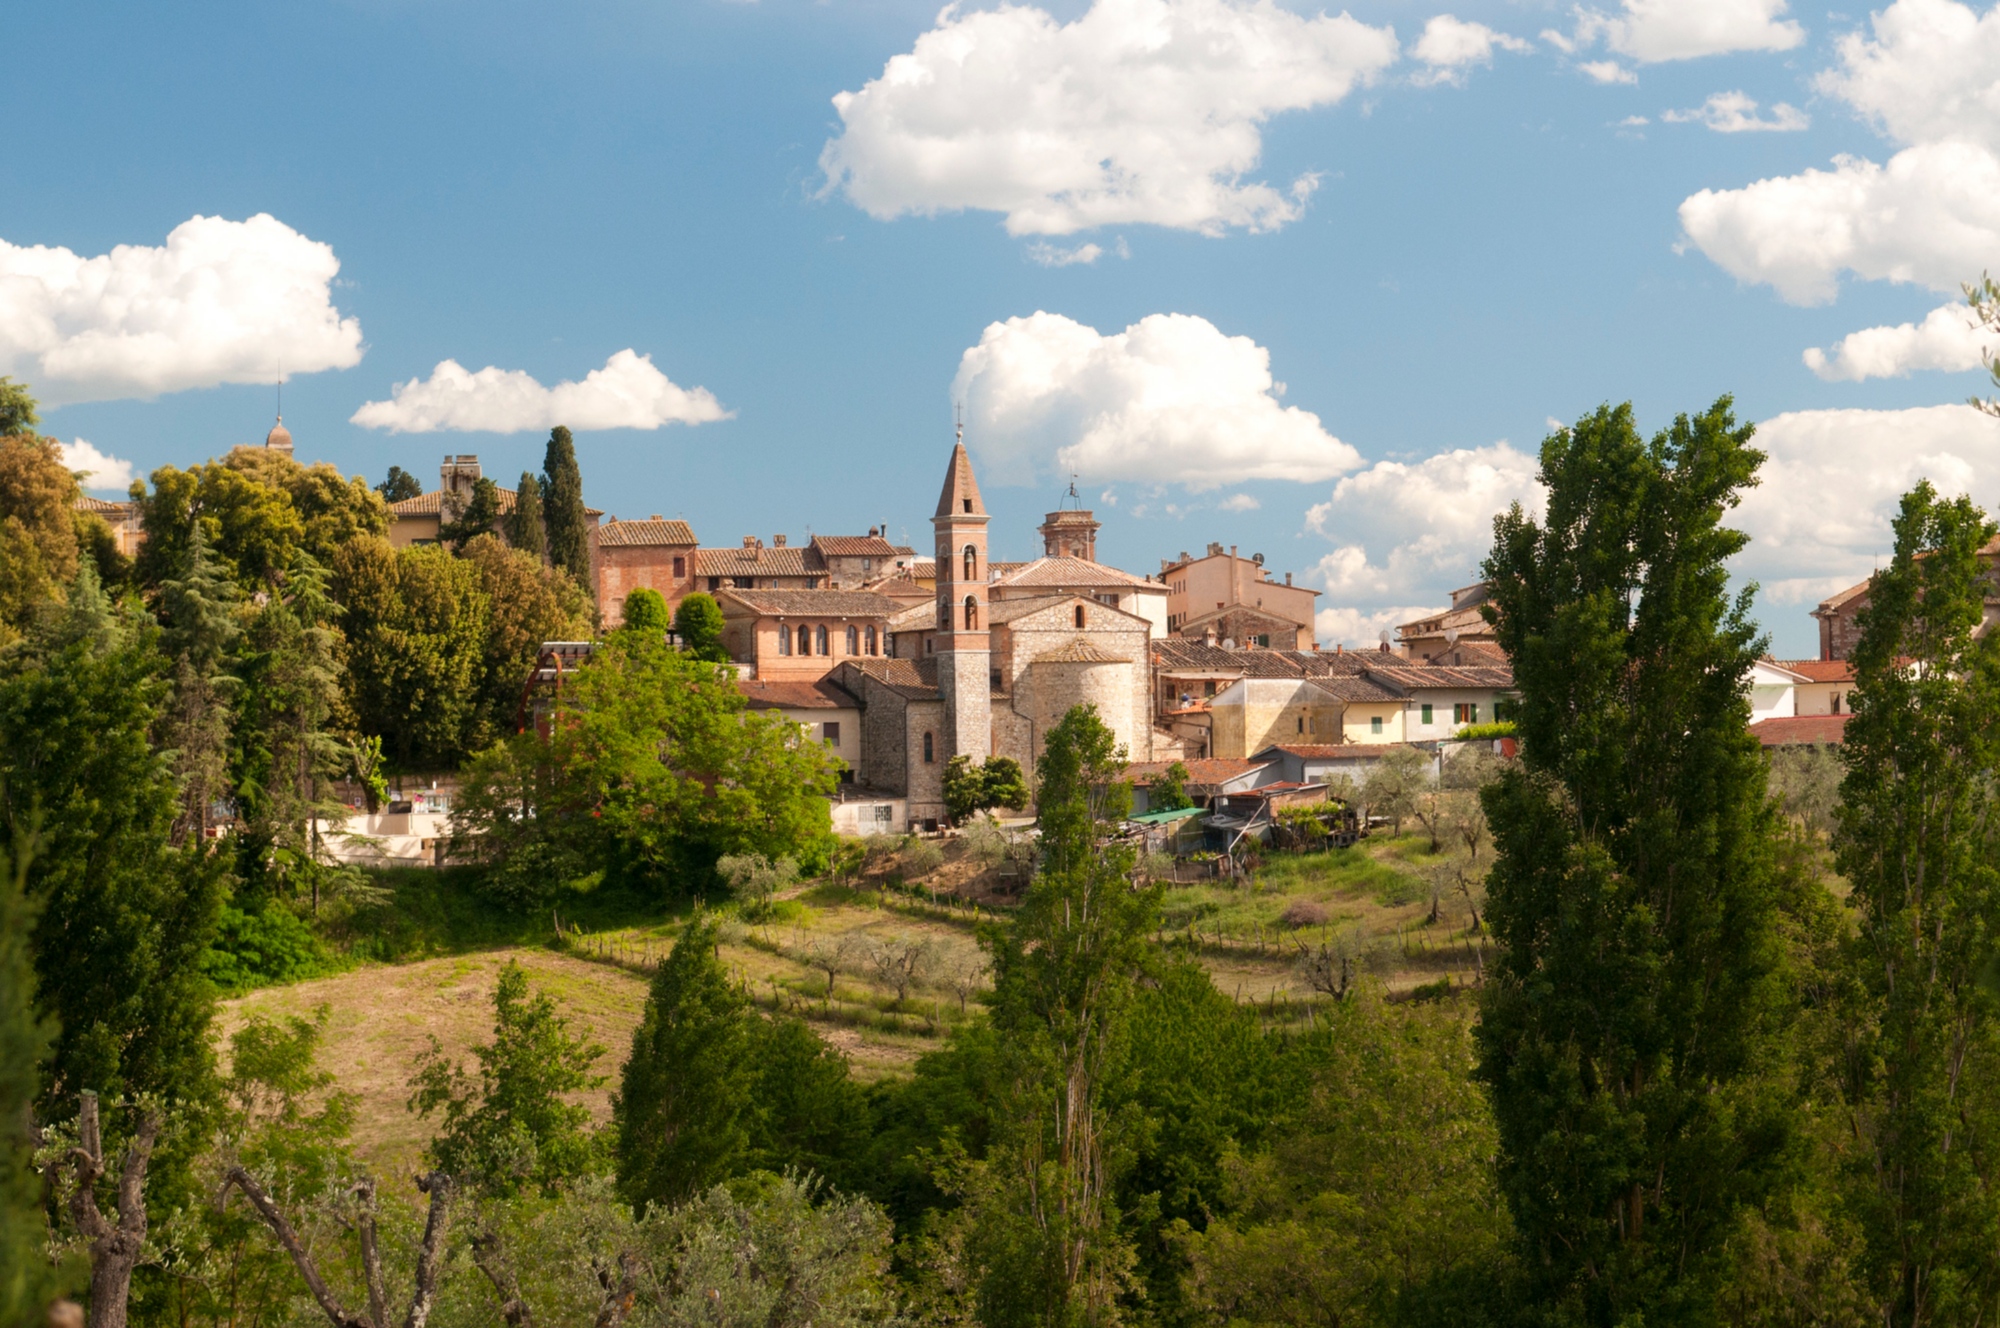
[1833,481,2000,1325]
[540,427,590,596]
[1475,399,1795,1325]
[507,472,546,562]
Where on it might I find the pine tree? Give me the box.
[1833,482,2000,1324]
[507,472,546,562]
[159,523,242,844]
[439,476,503,552]
[615,915,759,1212]
[377,465,422,503]
[540,427,591,596]
[1475,399,1795,1324]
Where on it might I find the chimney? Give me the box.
[774,534,788,548]
[1230,545,1237,558]
[869,526,879,538]
[1284,572,1293,585]
[742,536,757,548]
[650,514,662,521]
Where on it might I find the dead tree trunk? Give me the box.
[221,1167,456,1328]
[48,1092,161,1328]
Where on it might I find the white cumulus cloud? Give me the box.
[1027,241,1106,267]
[1580,60,1638,83]
[1218,492,1261,511]
[1733,404,2000,602]
[951,311,1360,490]
[1678,141,2000,304]
[58,438,137,493]
[1816,0,2000,149]
[1663,90,1809,132]
[1304,442,1544,604]
[1804,301,1994,380]
[818,0,1399,237]
[1315,603,1443,649]
[1575,0,1804,62]
[350,350,730,434]
[0,214,362,406]
[1412,16,1532,85]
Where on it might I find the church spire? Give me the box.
[934,441,986,520]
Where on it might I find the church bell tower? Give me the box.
[933,430,991,764]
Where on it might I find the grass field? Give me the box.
[221,809,1493,1172]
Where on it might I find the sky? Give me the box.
[6,0,2000,657]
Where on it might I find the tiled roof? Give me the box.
[994,556,1153,589]
[1364,663,1514,690]
[1123,758,1269,786]
[1176,604,1314,636]
[1152,640,1375,678]
[1304,675,1403,703]
[717,589,899,617]
[736,678,859,710]
[73,495,131,514]
[1814,578,1872,615]
[1417,640,1509,667]
[695,546,820,578]
[935,442,987,518]
[1255,743,1406,759]
[388,488,605,519]
[987,595,1071,624]
[1751,714,1850,746]
[598,518,696,547]
[1041,509,1098,526]
[865,570,934,601]
[1034,638,1128,664]
[810,534,898,558]
[839,656,940,700]
[887,604,934,631]
[1770,658,1856,683]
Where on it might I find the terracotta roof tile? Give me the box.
[597,518,696,547]
[695,546,821,578]
[993,556,1152,589]
[1123,758,1269,786]
[1751,714,1850,746]
[839,656,941,700]
[73,495,131,514]
[1255,743,1406,759]
[717,589,899,617]
[887,604,934,631]
[1363,663,1514,690]
[1034,638,1128,664]
[810,534,899,557]
[1304,675,1403,703]
[387,486,603,519]
[736,678,860,710]
[1770,658,1857,683]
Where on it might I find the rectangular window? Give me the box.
[1370,715,1383,735]
[1420,703,1433,725]
[1455,703,1479,724]
[777,625,791,656]
[672,556,685,577]
[822,722,841,744]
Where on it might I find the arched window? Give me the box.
[923,732,935,763]
[1074,605,1086,629]
[846,625,859,654]
[865,626,878,655]
[963,596,979,630]
[796,624,811,656]
[777,624,791,656]
[814,624,829,655]
[963,544,977,580]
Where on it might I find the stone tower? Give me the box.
[1038,507,1100,561]
[933,437,991,764]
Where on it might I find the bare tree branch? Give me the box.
[50,1094,161,1328]
[221,1166,373,1328]
[403,1172,456,1328]
[353,1179,390,1328]
[471,1228,534,1328]
[593,1251,641,1328]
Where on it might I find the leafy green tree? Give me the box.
[0,807,67,1322]
[134,461,304,593]
[377,465,423,503]
[0,431,82,641]
[158,523,242,844]
[622,587,670,634]
[507,472,546,561]
[410,961,606,1195]
[540,426,591,595]
[222,447,389,566]
[945,754,1031,823]
[460,533,592,745]
[616,916,760,1212]
[333,536,490,768]
[0,565,226,1111]
[671,590,726,660]
[1361,745,1426,834]
[1149,761,1193,812]
[1833,481,2000,1324]
[440,475,503,551]
[1475,399,1797,1325]
[0,378,37,437]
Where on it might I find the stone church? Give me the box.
[827,439,1171,825]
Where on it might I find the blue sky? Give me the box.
[7,0,1999,656]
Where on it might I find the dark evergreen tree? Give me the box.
[1833,481,2000,1324]
[0,805,64,1320]
[376,465,423,503]
[0,564,225,1111]
[507,472,546,562]
[616,916,760,1212]
[439,476,503,552]
[158,522,242,845]
[1475,399,1795,1324]
[671,592,726,661]
[540,427,591,595]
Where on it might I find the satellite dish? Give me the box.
[1222,637,1236,649]
[1444,628,1460,646]
[1252,552,1265,565]
[1378,630,1391,644]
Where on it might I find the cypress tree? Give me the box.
[158,523,241,845]
[439,476,502,552]
[540,427,590,596]
[507,472,547,562]
[1475,399,1794,1324]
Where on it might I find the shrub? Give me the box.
[717,853,801,920]
[1279,899,1330,929]
[900,837,945,878]
[203,901,343,992]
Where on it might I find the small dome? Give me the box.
[265,416,293,450]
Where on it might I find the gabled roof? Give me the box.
[1175,603,1315,637]
[934,442,987,519]
[1303,675,1403,703]
[695,546,820,578]
[736,678,860,711]
[1363,663,1514,691]
[74,495,132,514]
[388,487,605,519]
[717,589,899,617]
[839,656,940,700]
[811,534,898,558]
[1034,638,1128,664]
[1753,659,1812,683]
[1771,658,1857,683]
[993,556,1153,589]
[597,518,696,547]
[887,603,934,632]
[988,592,1151,628]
